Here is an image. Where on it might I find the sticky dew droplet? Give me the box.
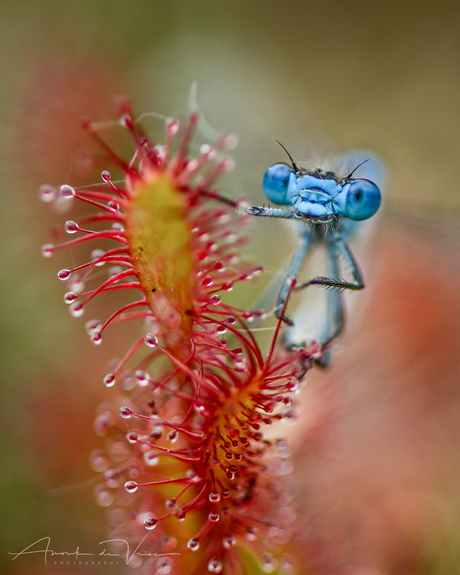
[57,269,71,281]
[208,557,223,573]
[65,220,79,234]
[41,244,54,258]
[187,538,200,551]
[69,302,84,317]
[226,132,242,150]
[261,554,278,573]
[91,332,102,346]
[156,556,173,574]
[38,185,57,203]
[64,291,77,304]
[89,449,109,472]
[59,184,75,198]
[121,375,136,391]
[223,536,236,550]
[209,492,220,503]
[278,554,297,574]
[208,511,220,523]
[70,278,84,294]
[246,526,258,541]
[94,484,114,507]
[224,232,237,244]
[107,200,120,211]
[221,157,235,173]
[166,118,179,135]
[85,320,102,336]
[124,481,138,493]
[117,113,131,128]
[199,143,216,160]
[143,517,157,530]
[126,432,138,444]
[174,509,186,521]
[119,406,133,419]
[91,249,106,266]
[104,469,121,488]
[166,431,177,444]
[103,373,115,387]
[135,370,151,387]
[144,333,157,347]
[150,426,162,440]
[143,451,159,467]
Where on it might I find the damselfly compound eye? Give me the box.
[343,180,381,221]
[262,163,293,205]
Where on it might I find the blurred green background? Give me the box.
[1,1,460,574]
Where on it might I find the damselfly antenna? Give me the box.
[346,158,369,180]
[276,139,300,173]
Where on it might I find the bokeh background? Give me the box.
[1,1,460,574]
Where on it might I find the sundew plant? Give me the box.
[41,103,311,575]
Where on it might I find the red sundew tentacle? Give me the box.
[200,358,245,389]
[263,362,300,382]
[83,121,133,175]
[91,282,144,294]
[148,340,223,398]
[97,300,148,336]
[172,481,198,507]
[61,255,132,279]
[72,194,126,214]
[51,230,128,252]
[91,246,131,259]
[75,213,125,226]
[131,413,205,441]
[160,118,179,167]
[86,258,133,270]
[119,109,146,143]
[79,268,137,306]
[265,278,297,373]
[109,337,146,379]
[109,310,153,326]
[136,477,195,488]
[195,348,244,376]
[100,170,128,196]
[75,188,128,206]
[180,483,208,514]
[98,256,132,265]
[177,136,236,191]
[175,157,210,189]
[169,113,199,177]
[194,159,235,195]
[134,440,201,464]
[185,518,213,549]
[199,314,263,371]
[127,138,149,171]
[72,283,143,305]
